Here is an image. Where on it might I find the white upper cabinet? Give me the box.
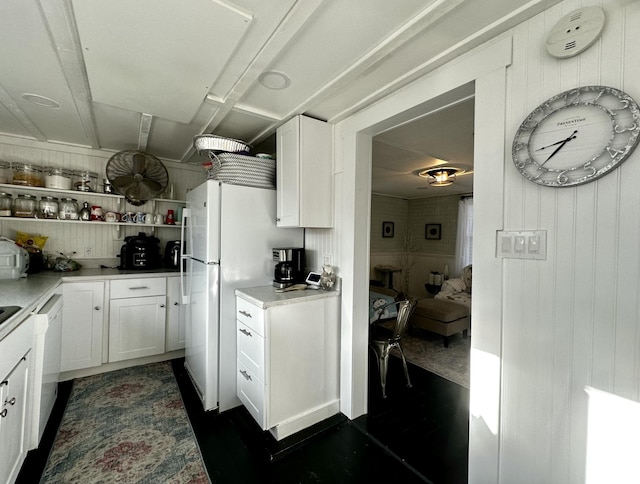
[276,115,332,228]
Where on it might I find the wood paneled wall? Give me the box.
[499,1,640,482]
[0,136,202,262]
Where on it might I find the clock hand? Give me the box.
[536,130,579,151]
[540,130,578,165]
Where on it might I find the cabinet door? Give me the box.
[0,354,30,484]
[166,276,185,351]
[276,115,332,228]
[61,281,105,372]
[109,296,166,362]
[276,116,301,227]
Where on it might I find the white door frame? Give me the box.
[335,36,511,483]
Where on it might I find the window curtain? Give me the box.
[454,197,473,276]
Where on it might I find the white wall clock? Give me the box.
[512,86,640,187]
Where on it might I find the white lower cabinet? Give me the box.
[61,281,105,372]
[235,291,339,440]
[0,317,33,484]
[166,276,185,351]
[108,278,167,362]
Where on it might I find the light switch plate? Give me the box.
[497,230,547,260]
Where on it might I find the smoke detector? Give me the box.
[546,6,605,59]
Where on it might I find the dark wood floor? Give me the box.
[19,354,469,483]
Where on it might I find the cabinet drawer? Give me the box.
[237,359,266,429]
[236,298,265,336]
[237,320,265,381]
[110,277,166,299]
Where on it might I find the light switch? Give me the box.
[496,230,547,260]
[501,234,512,253]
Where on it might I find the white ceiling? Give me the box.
[0,0,561,196]
[372,92,475,199]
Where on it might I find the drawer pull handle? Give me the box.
[160,304,166,308]
[5,397,16,406]
[239,310,252,318]
[239,370,252,381]
[129,286,149,290]
[174,302,179,306]
[0,409,6,418]
[94,306,101,311]
[239,328,252,337]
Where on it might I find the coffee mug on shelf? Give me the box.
[145,212,153,223]
[104,211,117,223]
[122,211,135,223]
[90,205,103,221]
[153,213,164,225]
[134,211,145,223]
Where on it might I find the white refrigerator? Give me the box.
[180,180,303,412]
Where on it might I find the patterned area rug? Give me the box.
[393,330,470,388]
[40,362,209,483]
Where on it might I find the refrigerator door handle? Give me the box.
[180,208,192,259]
[180,207,191,304]
[180,260,190,304]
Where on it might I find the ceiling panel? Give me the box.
[208,0,298,98]
[93,103,142,153]
[0,106,32,139]
[239,0,429,116]
[73,0,251,123]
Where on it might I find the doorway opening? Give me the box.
[359,85,475,482]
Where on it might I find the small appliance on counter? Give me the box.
[118,233,161,270]
[164,240,181,269]
[0,238,29,280]
[272,247,305,289]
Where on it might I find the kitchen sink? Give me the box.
[0,306,21,325]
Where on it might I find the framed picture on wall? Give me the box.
[382,221,395,238]
[425,223,441,240]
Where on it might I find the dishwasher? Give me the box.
[30,293,63,447]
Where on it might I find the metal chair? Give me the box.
[369,299,417,398]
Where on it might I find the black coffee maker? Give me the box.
[118,233,161,270]
[272,248,305,289]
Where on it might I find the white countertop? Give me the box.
[0,268,180,342]
[235,285,339,309]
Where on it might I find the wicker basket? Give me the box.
[204,153,275,189]
[193,134,251,158]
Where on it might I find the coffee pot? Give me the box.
[272,247,305,289]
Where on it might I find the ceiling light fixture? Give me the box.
[258,71,291,90]
[21,93,61,109]
[418,167,462,187]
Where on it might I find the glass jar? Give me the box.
[0,192,12,217]
[58,197,79,220]
[44,166,73,190]
[12,193,37,218]
[72,170,98,192]
[319,264,336,291]
[0,161,11,184]
[39,196,59,219]
[12,163,43,187]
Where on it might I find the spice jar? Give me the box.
[72,170,98,192]
[0,192,12,217]
[39,196,59,219]
[12,163,43,187]
[58,197,79,220]
[0,161,11,184]
[13,193,38,218]
[44,166,73,190]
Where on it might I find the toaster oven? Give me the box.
[0,239,29,280]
